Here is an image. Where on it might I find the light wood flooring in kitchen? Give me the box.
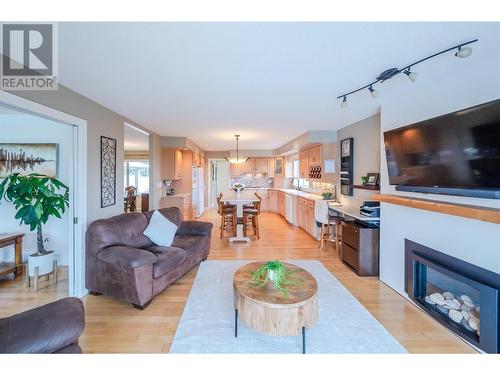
[0,210,475,353]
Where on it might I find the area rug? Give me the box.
[169,260,406,353]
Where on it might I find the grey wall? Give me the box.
[7,84,159,225]
[337,113,381,208]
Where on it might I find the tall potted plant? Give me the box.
[0,173,69,279]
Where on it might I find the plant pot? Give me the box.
[28,251,55,277]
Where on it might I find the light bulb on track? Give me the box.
[455,46,472,58]
[368,86,379,98]
[340,96,347,109]
[403,69,418,82]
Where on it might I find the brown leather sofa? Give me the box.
[85,207,213,309]
[0,297,85,353]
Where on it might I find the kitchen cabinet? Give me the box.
[241,158,255,173]
[231,158,275,176]
[297,197,317,238]
[160,194,192,220]
[308,146,322,166]
[268,189,278,212]
[299,151,308,179]
[255,158,268,174]
[231,162,243,177]
[256,189,269,211]
[267,158,275,177]
[274,157,284,176]
[298,145,323,181]
[277,191,286,216]
[162,148,183,180]
[192,152,203,167]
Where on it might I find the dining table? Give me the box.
[220,190,260,242]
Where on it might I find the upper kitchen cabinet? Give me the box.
[308,145,322,167]
[231,162,243,177]
[267,158,275,177]
[255,158,268,174]
[192,152,204,167]
[299,151,308,179]
[162,148,183,180]
[298,145,327,180]
[230,157,282,177]
[242,158,256,172]
[274,157,284,176]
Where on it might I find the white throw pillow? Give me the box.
[143,210,178,246]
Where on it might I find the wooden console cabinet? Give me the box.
[341,221,379,276]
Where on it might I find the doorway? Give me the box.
[208,159,231,208]
[0,91,87,302]
[124,123,150,212]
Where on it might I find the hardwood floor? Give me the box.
[0,210,476,353]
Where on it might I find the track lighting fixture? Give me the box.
[455,46,473,58]
[368,86,379,98]
[403,69,418,82]
[337,38,478,107]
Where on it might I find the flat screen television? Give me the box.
[383,99,500,199]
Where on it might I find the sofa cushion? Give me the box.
[86,212,153,255]
[97,246,158,268]
[172,235,206,254]
[149,246,186,278]
[143,210,178,246]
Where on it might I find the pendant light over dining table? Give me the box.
[225,135,249,164]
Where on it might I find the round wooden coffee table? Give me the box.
[233,261,318,353]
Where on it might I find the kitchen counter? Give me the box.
[269,188,326,201]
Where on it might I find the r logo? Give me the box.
[2,24,54,76]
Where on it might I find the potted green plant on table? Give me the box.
[0,173,69,284]
[232,182,245,193]
[250,260,301,296]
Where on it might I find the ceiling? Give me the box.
[58,22,499,151]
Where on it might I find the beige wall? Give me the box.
[337,113,381,208]
[149,134,163,210]
[7,85,160,225]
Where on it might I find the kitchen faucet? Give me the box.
[290,177,302,191]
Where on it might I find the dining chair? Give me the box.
[243,192,261,239]
[217,193,236,239]
[124,186,137,212]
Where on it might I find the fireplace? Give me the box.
[405,239,500,353]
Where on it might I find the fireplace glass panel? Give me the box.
[416,263,481,341]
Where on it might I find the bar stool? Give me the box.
[217,193,237,239]
[319,217,343,255]
[243,193,261,239]
[315,200,342,255]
